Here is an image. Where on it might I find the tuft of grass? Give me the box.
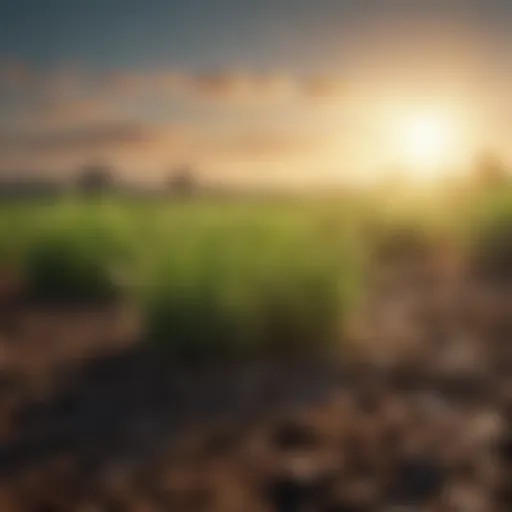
[23,233,116,302]
[136,210,366,359]
[19,204,133,302]
[466,191,512,283]
[0,195,369,356]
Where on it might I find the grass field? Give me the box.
[0,185,510,358]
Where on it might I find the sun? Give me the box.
[362,97,478,185]
[394,112,455,179]
[403,116,449,162]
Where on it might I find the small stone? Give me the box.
[388,456,446,504]
[271,419,321,452]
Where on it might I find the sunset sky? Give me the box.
[1,0,511,186]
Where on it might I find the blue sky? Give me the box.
[3,0,510,71]
[1,0,511,184]
[2,0,356,70]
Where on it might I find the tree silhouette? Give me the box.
[167,165,197,196]
[77,162,114,194]
[472,151,509,189]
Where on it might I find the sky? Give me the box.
[1,0,511,186]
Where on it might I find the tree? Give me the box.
[472,151,509,189]
[167,165,197,196]
[77,162,114,194]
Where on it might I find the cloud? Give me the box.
[109,69,344,103]
[300,75,346,100]
[178,71,298,103]
[0,117,329,176]
[0,122,188,174]
[0,123,155,156]
[0,123,320,160]
[21,98,115,130]
[213,130,327,160]
[6,62,346,105]
[0,62,346,178]
[86,69,300,105]
[1,65,348,142]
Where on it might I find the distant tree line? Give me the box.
[165,166,197,196]
[76,163,199,196]
[76,163,114,194]
[1,151,508,199]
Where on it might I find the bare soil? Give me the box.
[0,253,510,511]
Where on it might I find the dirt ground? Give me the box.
[0,251,511,511]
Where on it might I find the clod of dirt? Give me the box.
[443,482,490,512]
[266,461,337,512]
[267,473,312,512]
[270,419,322,452]
[387,456,446,505]
[495,429,512,465]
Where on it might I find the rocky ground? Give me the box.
[0,245,510,511]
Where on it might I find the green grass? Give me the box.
[0,195,369,357]
[462,186,512,282]
[0,186,510,358]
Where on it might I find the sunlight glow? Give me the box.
[396,113,454,178]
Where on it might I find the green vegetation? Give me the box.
[465,187,512,282]
[0,196,368,357]
[0,187,510,358]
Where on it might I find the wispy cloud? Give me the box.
[0,118,332,176]
[3,61,346,104]
[0,123,154,155]
[0,61,347,178]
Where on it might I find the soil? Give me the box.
[0,252,510,511]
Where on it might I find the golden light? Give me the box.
[331,92,480,186]
[395,113,454,178]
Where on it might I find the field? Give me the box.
[1,187,508,355]
[0,186,511,510]
[1,194,374,357]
